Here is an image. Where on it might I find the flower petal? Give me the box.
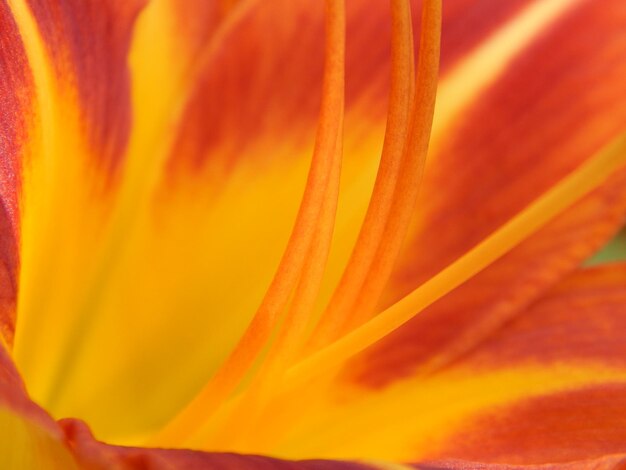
[419,264,626,464]
[125,0,232,169]
[58,418,626,470]
[0,407,78,469]
[17,0,426,445]
[446,263,626,369]
[63,418,378,470]
[8,0,147,352]
[0,0,33,343]
[13,0,625,453]
[417,455,626,470]
[0,343,77,468]
[362,0,626,383]
[353,166,626,386]
[16,0,146,166]
[187,264,626,463]
[16,0,344,445]
[429,384,626,465]
[9,0,148,425]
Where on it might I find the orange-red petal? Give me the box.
[417,455,626,470]
[14,0,342,444]
[63,418,379,470]
[21,0,146,167]
[418,264,626,464]
[0,0,32,343]
[185,264,626,463]
[0,342,78,467]
[8,0,626,462]
[429,384,626,465]
[57,417,626,470]
[359,0,626,384]
[451,264,626,369]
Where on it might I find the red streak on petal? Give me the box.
[440,0,531,72]
[0,0,33,344]
[25,0,146,170]
[352,0,626,389]
[458,263,626,371]
[430,384,626,464]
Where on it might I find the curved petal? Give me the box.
[0,0,33,343]
[17,0,342,445]
[18,0,415,445]
[126,0,235,171]
[1,0,145,347]
[353,167,626,386]
[363,0,626,383]
[416,455,626,470]
[0,408,77,469]
[6,0,146,334]
[18,0,146,167]
[57,419,626,470]
[419,265,626,464]
[440,0,535,70]
[9,0,233,417]
[3,330,625,470]
[0,344,77,468]
[12,0,626,454]
[63,418,377,470]
[187,264,626,463]
[428,384,626,465]
[9,0,147,429]
[445,264,626,369]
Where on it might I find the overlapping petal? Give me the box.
[0,343,77,468]
[58,423,626,470]
[8,0,148,435]
[63,418,379,470]
[3,0,625,467]
[3,0,149,352]
[198,264,626,464]
[420,264,626,464]
[0,0,32,343]
[362,0,626,383]
[13,0,345,444]
[18,0,332,443]
[21,0,145,167]
[13,0,428,444]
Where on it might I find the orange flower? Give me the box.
[1,0,626,468]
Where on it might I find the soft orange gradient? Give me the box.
[0,0,625,468]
